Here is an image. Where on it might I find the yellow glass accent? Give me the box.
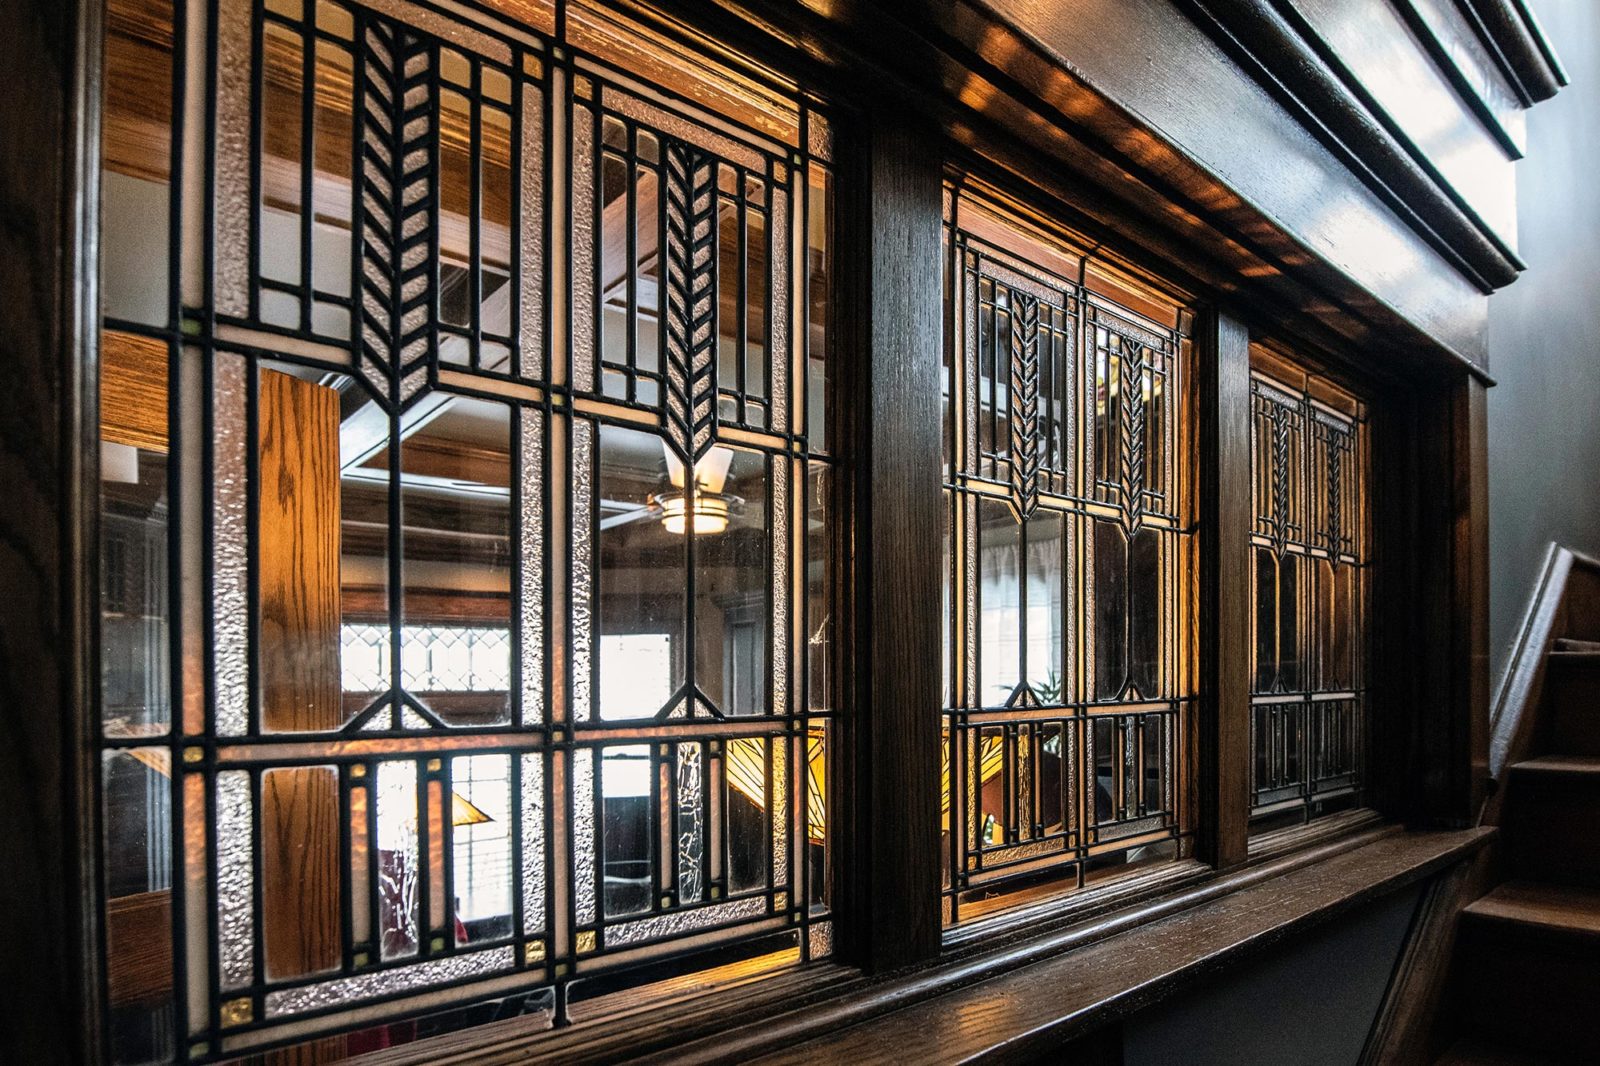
[576,930,597,954]
[221,997,253,1027]
[526,940,546,963]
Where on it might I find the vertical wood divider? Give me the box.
[839,105,943,971]
[1197,308,1251,869]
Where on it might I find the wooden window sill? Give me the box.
[350,823,1490,1065]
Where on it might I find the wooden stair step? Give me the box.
[1454,882,1600,1057]
[1504,757,1600,887]
[1551,637,1600,653]
[1461,880,1600,943]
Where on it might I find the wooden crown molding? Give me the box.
[1179,0,1524,293]
[1457,0,1568,105]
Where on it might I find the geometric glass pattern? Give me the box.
[940,185,1196,926]
[95,0,836,1058]
[1248,345,1369,827]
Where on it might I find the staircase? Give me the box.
[1438,638,1600,1064]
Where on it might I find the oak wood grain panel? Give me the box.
[100,328,167,452]
[1197,309,1251,869]
[843,106,944,971]
[258,368,343,979]
[0,0,105,1060]
[105,888,174,1007]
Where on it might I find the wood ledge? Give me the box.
[349,824,1492,1065]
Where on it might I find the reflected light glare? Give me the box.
[656,491,731,535]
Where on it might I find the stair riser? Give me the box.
[1455,926,1600,1056]
[1546,662,1600,755]
[1505,776,1600,886]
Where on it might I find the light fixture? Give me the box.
[654,490,731,535]
[656,446,739,536]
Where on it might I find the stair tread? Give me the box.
[1509,754,1600,774]
[1436,1038,1581,1065]
[1463,881,1600,940]
[1546,649,1600,664]
[1551,637,1600,653]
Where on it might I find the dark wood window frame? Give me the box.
[0,0,1495,1061]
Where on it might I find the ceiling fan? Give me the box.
[599,442,744,536]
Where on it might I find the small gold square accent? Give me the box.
[182,747,203,764]
[526,940,546,963]
[775,891,789,911]
[181,317,201,336]
[524,55,545,79]
[221,997,253,1027]
[575,75,592,99]
[189,1043,207,1060]
[658,743,670,756]
[711,885,722,899]
[430,936,445,952]
[555,962,569,977]
[353,950,369,967]
[349,764,366,779]
[660,894,672,908]
[577,930,597,954]
[426,758,442,772]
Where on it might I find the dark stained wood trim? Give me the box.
[1196,308,1252,870]
[1358,849,1492,1066]
[0,0,105,1063]
[695,0,1498,381]
[742,828,1492,1065]
[347,824,1489,1065]
[1457,0,1568,104]
[838,103,945,972]
[1404,375,1491,827]
[1392,0,1527,159]
[1180,0,1521,289]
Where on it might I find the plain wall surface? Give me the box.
[1488,0,1600,687]
[1122,886,1421,1065]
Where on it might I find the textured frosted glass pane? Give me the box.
[212,359,248,735]
[571,103,596,391]
[519,81,545,377]
[768,181,788,434]
[520,754,545,937]
[265,946,515,1017]
[520,407,544,723]
[605,896,765,948]
[215,770,253,989]
[771,735,788,886]
[213,0,251,316]
[807,919,832,960]
[771,457,788,717]
[571,420,594,720]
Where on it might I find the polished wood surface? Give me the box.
[258,369,343,980]
[1196,308,1251,869]
[0,0,105,1061]
[842,106,944,970]
[100,328,167,452]
[748,828,1490,1066]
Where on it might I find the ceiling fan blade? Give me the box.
[599,504,655,530]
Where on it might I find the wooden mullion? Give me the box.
[837,105,943,971]
[1196,308,1251,869]
[0,0,106,1062]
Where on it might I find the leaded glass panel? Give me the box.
[1248,345,1370,828]
[940,185,1197,926]
[96,0,837,1058]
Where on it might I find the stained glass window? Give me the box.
[940,185,1197,925]
[1248,346,1369,828]
[96,0,837,1059]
